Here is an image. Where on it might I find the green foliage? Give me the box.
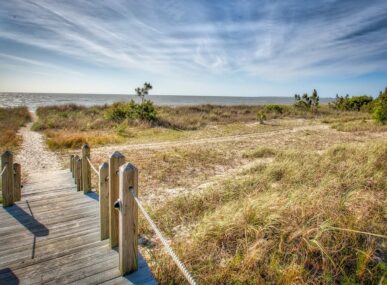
[257,111,266,124]
[136,99,157,121]
[105,82,157,123]
[265,104,283,114]
[105,100,157,123]
[330,94,373,111]
[135,82,153,103]
[294,89,319,111]
[373,88,387,123]
[104,102,131,122]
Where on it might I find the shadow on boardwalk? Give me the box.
[0,268,20,285]
[5,202,49,237]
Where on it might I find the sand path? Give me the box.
[95,123,330,153]
[15,112,62,176]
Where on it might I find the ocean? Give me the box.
[0,93,333,110]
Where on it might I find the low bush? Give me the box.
[373,88,387,123]
[330,95,373,111]
[104,100,157,123]
[294,89,319,111]
[265,104,283,114]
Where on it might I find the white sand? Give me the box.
[15,113,62,176]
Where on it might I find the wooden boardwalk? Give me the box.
[0,169,156,285]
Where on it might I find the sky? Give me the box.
[0,0,387,97]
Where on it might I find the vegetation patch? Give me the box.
[242,147,276,159]
[147,141,386,284]
[45,130,123,150]
[0,106,31,153]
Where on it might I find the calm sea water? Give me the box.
[0,93,333,110]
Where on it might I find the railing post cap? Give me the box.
[2,150,12,157]
[82,144,90,149]
[119,162,137,174]
[110,151,125,159]
[99,162,109,170]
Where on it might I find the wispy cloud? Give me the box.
[0,0,386,87]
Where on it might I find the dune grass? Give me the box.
[144,141,386,284]
[0,106,31,203]
[33,103,354,150]
[30,103,386,283]
[0,106,31,153]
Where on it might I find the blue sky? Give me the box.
[0,0,386,97]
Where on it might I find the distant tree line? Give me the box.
[329,88,386,123]
[291,88,386,123]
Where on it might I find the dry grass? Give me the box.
[34,103,347,150]
[332,120,387,133]
[0,106,31,203]
[44,130,123,150]
[147,141,386,284]
[0,106,31,153]
[34,103,386,284]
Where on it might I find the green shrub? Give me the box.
[136,100,157,121]
[373,88,387,123]
[265,104,283,114]
[104,100,157,123]
[294,89,319,111]
[330,95,373,111]
[257,111,266,124]
[104,103,130,122]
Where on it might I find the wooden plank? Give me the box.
[0,217,100,251]
[0,206,97,230]
[44,256,119,285]
[3,239,110,271]
[109,151,125,248]
[10,250,118,284]
[0,231,101,266]
[0,246,114,284]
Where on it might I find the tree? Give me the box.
[135,82,152,103]
[294,90,320,111]
[373,87,387,123]
[310,89,319,111]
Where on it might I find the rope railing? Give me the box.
[0,164,7,176]
[86,157,99,176]
[70,146,194,283]
[130,188,198,285]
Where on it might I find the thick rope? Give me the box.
[130,190,198,285]
[0,164,7,176]
[86,157,99,176]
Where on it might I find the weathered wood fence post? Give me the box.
[82,144,91,193]
[1,151,14,207]
[70,154,74,177]
[109,151,125,248]
[76,157,82,192]
[99,162,109,240]
[117,162,138,275]
[13,163,21,202]
[73,155,79,184]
